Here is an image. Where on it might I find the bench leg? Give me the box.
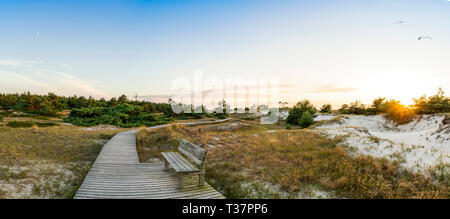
[164,159,169,171]
[198,174,205,186]
[177,174,184,189]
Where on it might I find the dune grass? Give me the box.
[136,121,449,199]
[0,116,123,198]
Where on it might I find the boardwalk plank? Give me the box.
[75,123,225,199]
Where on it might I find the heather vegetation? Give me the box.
[136,123,448,199]
[7,120,59,128]
[63,103,172,128]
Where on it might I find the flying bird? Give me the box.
[418,36,432,40]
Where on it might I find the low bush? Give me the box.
[339,101,367,115]
[36,122,59,127]
[7,121,34,128]
[299,111,314,128]
[320,104,332,113]
[64,103,173,127]
[7,120,59,128]
[286,100,317,127]
[413,88,450,114]
[338,99,417,125]
[338,88,449,116]
[385,103,416,125]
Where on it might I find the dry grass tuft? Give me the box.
[136,122,449,199]
[136,124,203,162]
[0,116,124,198]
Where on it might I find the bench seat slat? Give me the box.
[167,152,196,172]
[162,152,183,171]
[161,152,199,173]
[162,152,190,172]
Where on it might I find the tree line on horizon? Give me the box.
[1,88,448,127]
[0,92,230,127]
[0,92,171,117]
[287,88,450,127]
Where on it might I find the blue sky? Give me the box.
[1,0,449,106]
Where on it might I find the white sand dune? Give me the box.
[316,114,449,174]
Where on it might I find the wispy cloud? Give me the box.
[0,60,110,98]
[0,60,22,66]
[0,60,39,67]
[52,71,111,98]
[1,71,51,89]
[313,84,358,93]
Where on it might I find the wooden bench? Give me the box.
[161,138,207,189]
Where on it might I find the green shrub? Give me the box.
[9,113,50,120]
[413,88,450,114]
[347,101,367,114]
[320,104,332,113]
[7,121,35,128]
[286,100,317,125]
[64,104,172,127]
[7,120,59,128]
[338,104,349,114]
[385,102,416,125]
[0,92,172,118]
[370,97,387,114]
[129,113,156,123]
[339,99,385,115]
[298,111,314,128]
[36,122,59,127]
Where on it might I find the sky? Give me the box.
[0,0,449,107]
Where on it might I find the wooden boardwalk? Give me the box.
[74,122,227,199]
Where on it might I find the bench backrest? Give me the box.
[177,138,207,167]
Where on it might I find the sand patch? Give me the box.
[316,114,449,174]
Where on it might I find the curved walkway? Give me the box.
[74,119,229,199]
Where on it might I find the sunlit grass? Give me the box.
[136,121,449,199]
